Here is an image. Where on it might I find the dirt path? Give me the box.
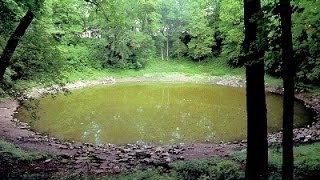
[1,76,319,176]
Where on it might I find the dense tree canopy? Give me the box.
[0,0,319,86]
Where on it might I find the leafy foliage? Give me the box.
[187,6,215,61]
[292,0,320,85]
[1,0,319,88]
[222,0,320,86]
[219,0,244,65]
[10,19,64,82]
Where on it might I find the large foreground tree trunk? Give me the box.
[0,9,34,82]
[280,0,295,179]
[243,0,268,179]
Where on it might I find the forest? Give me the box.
[0,0,319,89]
[0,0,320,179]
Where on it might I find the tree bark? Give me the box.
[280,0,294,179]
[0,9,34,82]
[243,0,268,179]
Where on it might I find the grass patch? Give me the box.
[59,58,284,87]
[0,140,51,179]
[0,140,46,162]
[231,142,320,180]
[108,169,176,180]
[133,57,244,77]
[60,57,245,81]
[109,157,244,180]
[265,75,282,87]
[169,157,244,180]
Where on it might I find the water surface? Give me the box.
[16,83,311,145]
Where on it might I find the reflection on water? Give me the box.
[15,83,311,145]
[82,120,101,144]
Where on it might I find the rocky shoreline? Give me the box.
[266,88,320,145]
[23,74,244,99]
[23,76,320,145]
[1,75,320,175]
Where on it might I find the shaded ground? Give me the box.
[0,151,65,179]
[0,75,320,177]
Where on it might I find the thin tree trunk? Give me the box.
[0,9,35,82]
[161,46,164,60]
[280,0,294,179]
[243,0,268,179]
[166,36,169,60]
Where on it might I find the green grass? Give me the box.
[0,140,47,162]
[60,57,245,82]
[138,58,245,76]
[231,142,320,180]
[60,58,284,87]
[107,169,176,180]
[265,75,283,87]
[0,140,53,179]
[109,157,244,180]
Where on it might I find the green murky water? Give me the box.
[16,83,311,145]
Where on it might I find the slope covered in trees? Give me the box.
[1,0,319,89]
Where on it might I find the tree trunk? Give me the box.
[166,36,169,60]
[243,0,268,179]
[161,46,164,60]
[280,0,294,179]
[245,61,268,180]
[0,9,35,82]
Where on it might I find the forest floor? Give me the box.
[1,74,320,178]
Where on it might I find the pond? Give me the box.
[15,82,311,145]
